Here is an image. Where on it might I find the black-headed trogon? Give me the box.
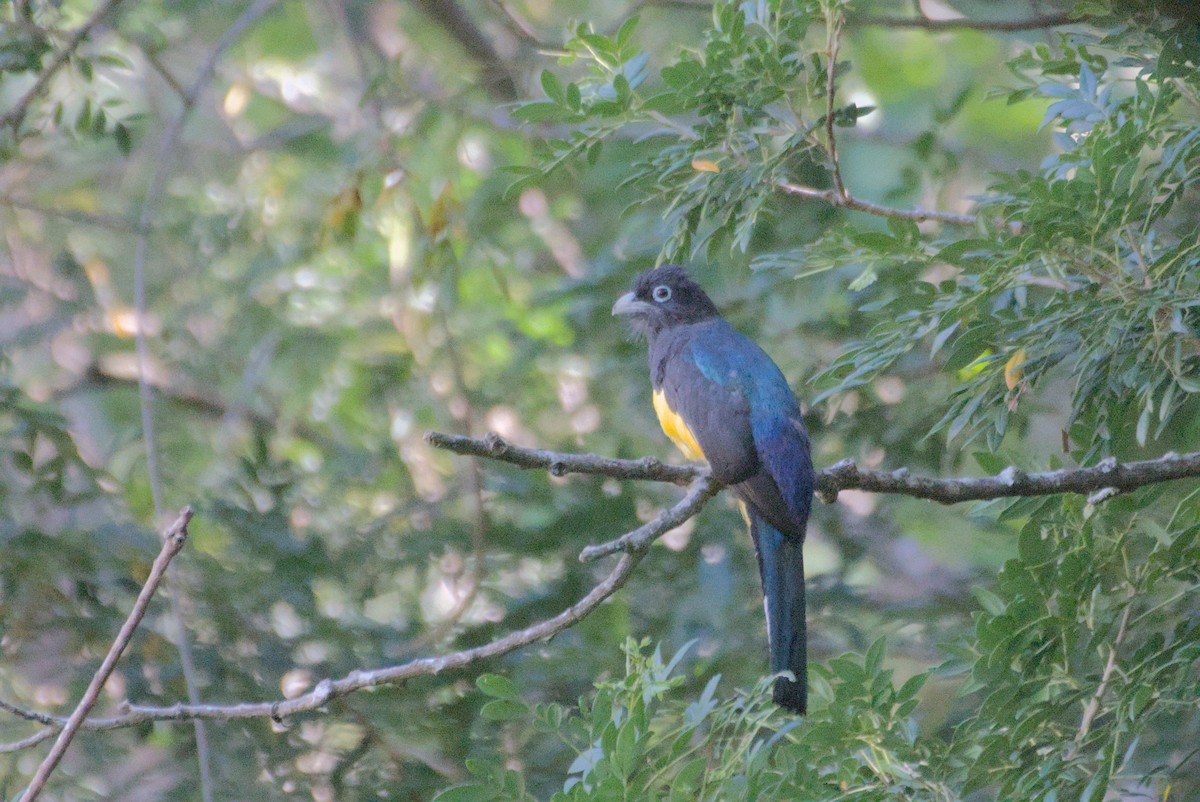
[613,265,815,714]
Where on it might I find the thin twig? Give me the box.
[0,0,128,132]
[130,3,279,799]
[0,555,649,734]
[823,9,847,200]
[0,729,55,754]
[579,473,721,562]
[393,310,491,656]
[411,0,519,100]
[780,6,978,226]
[19,508,193,802]
[777,177,978,225]
[0,485,716,738]
[427,432,1200,505]
[848,11,1077,32]
[0,197,146,234]
[1067,603,1133,759]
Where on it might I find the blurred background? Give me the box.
[1,0,1195,799]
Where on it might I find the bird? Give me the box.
[613,265,815,714]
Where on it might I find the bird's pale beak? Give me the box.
[612,292,652,317]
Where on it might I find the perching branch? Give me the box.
[0,0,128,133]
[19,507,193,802]
[3,435,1196,747]
[426,430,698,485]
[426,432,1200,506]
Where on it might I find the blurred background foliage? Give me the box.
[0,0,1197,799]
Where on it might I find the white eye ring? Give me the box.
[652,285,672,302]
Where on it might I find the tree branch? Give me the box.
[0,728,55,754]
[425,431,1200,505]
[2,434,1196,746]
[823,9,847,201]
[0,483,721,739]
[780,9,979,227]
[130,4,280,798]
[579,473,721,562]
[1067,602,1132,760]
[848,12,1077,32]
[411,0,519,100]
[426,431,698,485]
[0,196,147,234]
[0,0,128,133]
[19,507,193,802]
[776,179,978,225]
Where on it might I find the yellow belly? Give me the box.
[652,389,705,461]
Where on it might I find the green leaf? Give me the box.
[513,102,569,123]
[540,69,565,103]
[896,672,927,701]
[114,123,132,156]
[616,15,640,50]
[609,718,639,781]
[973,451,1007,473]
[864,636,886,676]
[432,785,500,802]
[480,699,527,721]
[1135,398,1152,446]
[972,586,1006,616]
[477,674,520,700]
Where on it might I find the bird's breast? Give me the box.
[652,389,706,461]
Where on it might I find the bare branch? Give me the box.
[412,0,519,100]
[2,435,1197,744]
[777,176,978,226]
[818,453,1200,504]
[0,0,128,133]
[848,12,1077,32]
[485,0,548,48]
[0,729,54,754]
[580,473,721,562]
[0,553,646,735]
[823,9,847,201]
[1067,602,1132,759]
[0,196,146,234]
[0,488,720,739]
[781,7,979,227]
[426,431,698,485]
[20,507,193,802]
[130,4,280,798]
[426,431,1200,505]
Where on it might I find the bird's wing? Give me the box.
[693,322,814,536]
[749,402,814,537]
[656,324,758,485]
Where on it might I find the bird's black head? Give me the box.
[612,265,721,337]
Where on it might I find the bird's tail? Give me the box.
[749,512,807,714]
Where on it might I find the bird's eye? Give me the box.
[652,285,672,302]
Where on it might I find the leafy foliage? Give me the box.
[442,638,939,802]
[446,489,1200,801]
[0,0,1198,799]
